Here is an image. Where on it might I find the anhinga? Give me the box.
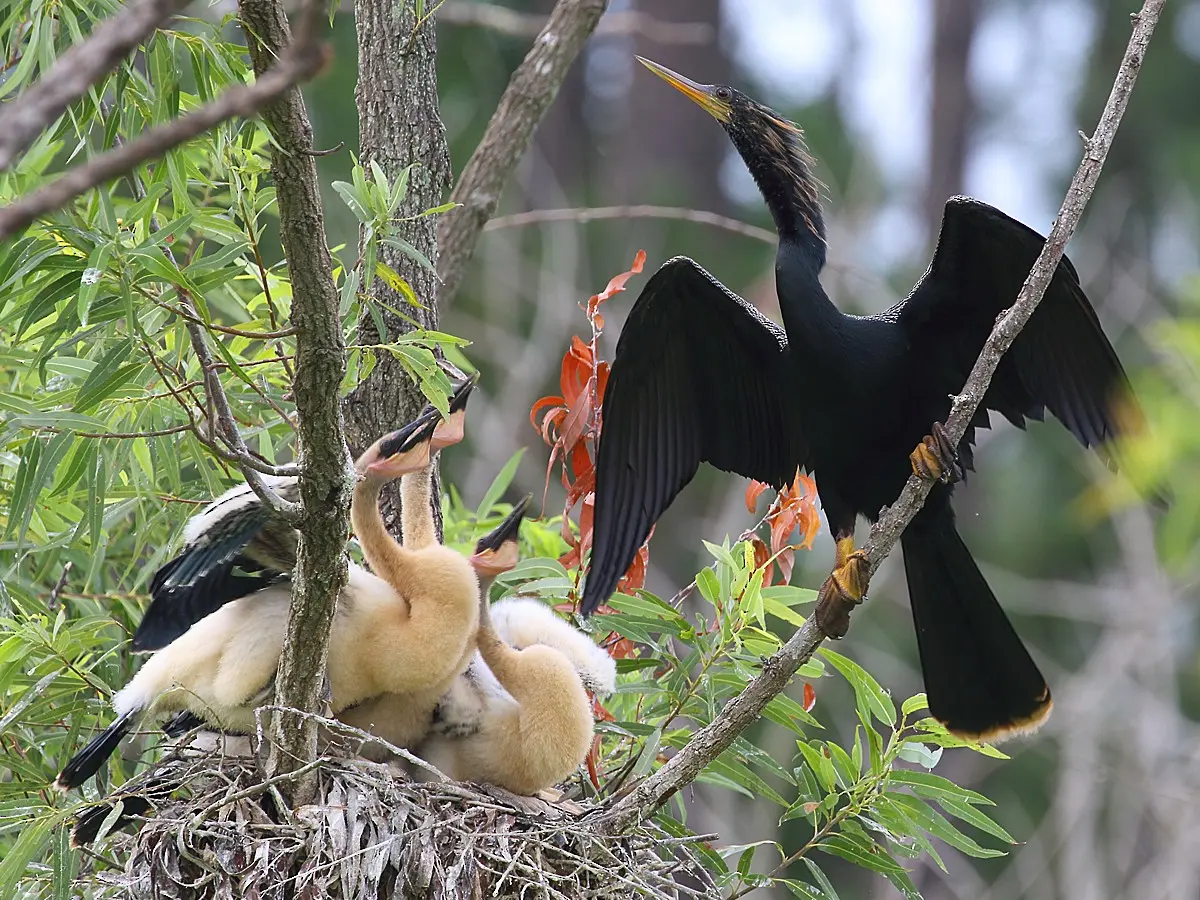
[581,58,1138,742]
[132,376,479,653]
[56,401,483,791]
[414,498,617,794]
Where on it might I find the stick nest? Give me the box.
[80,749,716,900]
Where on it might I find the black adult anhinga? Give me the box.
[580,58,1138,742]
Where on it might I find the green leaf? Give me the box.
[897,741,942,769]
[795,741,837,794]
[817,832,908,877]
[885,793,1006,859]
[900,692,928,718]
[332,180,371,222]
[888,769,993,807]
[761,691,821,734]
[760,585,818,606]
[695,566,720,606]
[381,236,436,275]
[475,448,525,520]
[801,858,841,900]
[375,260,420,306]
[0,813,58,900]
[821,647,896,726]
[77,243,112,327]
[630,727,662,778]
[419,201,459,217]
[825,740,859,788]
[51,821,75,900]
[706,751,788,807]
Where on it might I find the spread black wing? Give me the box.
[132,484,297,652]
[581,257,806,614]
[899,197,1131,459]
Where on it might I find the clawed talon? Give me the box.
[814,538,870,639]
[910,421,963,485]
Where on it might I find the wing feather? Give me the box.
[582,257,803,614]
[900,197,1131,453]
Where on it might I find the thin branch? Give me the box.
[436,0,609,304]
[594,0,1165,834]
[438,3,713,45]
[0,0,194,172]
[0,31,330,241]
[484,205,777,244]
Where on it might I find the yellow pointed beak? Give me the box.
[636,56,732,124]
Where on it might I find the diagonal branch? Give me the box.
[435,0,608,304]
[594,0,1166,835]
[0,27,330,241]
[0,0,194,173]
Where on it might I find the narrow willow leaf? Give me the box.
[821,647,896,726]
[817,832,907,877]
[475,448,525,520]
[802,858,841,900]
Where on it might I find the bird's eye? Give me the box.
[715,87,733,102]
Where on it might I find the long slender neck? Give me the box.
[774,237,844,355]
[399,468,435,550]
[739,128,827,266]
[351,478,404,576]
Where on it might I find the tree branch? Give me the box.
[438,3,712,45]
[594,0,1165,834]
[237,0,351,801]
[0,0,194,173]
[435,0,609,304]
[0,25,330,241]
[484,204,777,244]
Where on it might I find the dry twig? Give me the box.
[595,0,1166,833]
[485,204,777,244]
[436,0,609,304]
[439,3,713,45]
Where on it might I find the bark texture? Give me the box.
[345,2,453,538]
[238,0,352,799]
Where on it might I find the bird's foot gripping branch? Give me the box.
[909,422,964,485]
[813,536,870,639]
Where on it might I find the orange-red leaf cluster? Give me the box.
[530,250,649,606]
[745,470,822,586]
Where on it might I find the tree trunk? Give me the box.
[238,0,351,800]
[345,3,453,537]
[924,0,978,232]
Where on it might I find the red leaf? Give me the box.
[803,682,817,712]
[607,636,637,659]
[750,536,775,588]
[586,249,647,318]
[745,480,770,514]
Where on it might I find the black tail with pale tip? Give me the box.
[901,506,1052,741]
[55,710,138,792]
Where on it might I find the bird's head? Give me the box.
[636,56,825,250]
[469,494,531,578]
[354,408,441,484]
[431,372,479,449]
